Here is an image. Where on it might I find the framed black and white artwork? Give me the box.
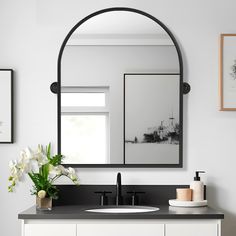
[124,73,180,164]
[0,69,13,143]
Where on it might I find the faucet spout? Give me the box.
[116,172,123,205]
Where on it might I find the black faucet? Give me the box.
[115,172,123,205]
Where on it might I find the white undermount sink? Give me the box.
[85,206,160,213]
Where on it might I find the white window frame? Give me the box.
[61,86,110,164]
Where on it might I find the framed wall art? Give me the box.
[0,69,13,143]
[124,73,180,164]
[219,34,236,111]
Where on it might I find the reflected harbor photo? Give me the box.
[125,113,179,145]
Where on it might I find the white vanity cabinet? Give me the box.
[22,219,221,236]
[76,221,164,236]
[165,221,219,236]
[23,222,76,236]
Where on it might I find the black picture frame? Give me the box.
[0,69,13,143]
[124,73,182,166]
[56,7,183,168]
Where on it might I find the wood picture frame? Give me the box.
[219,34,236,111]
[0,69,13,143]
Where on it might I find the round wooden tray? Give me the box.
[169,199,208,207]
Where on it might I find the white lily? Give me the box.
[24,147,33,160]
[9,160,17,170]
[8,143,79,196]
[29,159,40,173]
[59,165,68,175]
[67,167,79,184]
[8,160,23,192]
[49,164,62,176]
[17,150,32,173]
[32,145,48,167]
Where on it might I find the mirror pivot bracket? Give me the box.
[50,82,58,94]
[183,82,191,94]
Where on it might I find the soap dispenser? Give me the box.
[190,171,205,201]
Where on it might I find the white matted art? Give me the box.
[219,34,236,110]
[0,69,13,143]
[124,73,179,164]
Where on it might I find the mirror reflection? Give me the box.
[60,10,181,165]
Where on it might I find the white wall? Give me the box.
[0,0,236,235]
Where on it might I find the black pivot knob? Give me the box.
[50,82,58,94]
[183,82,191,94]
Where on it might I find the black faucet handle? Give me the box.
[94,191,112,195]
[127,191,145,195]
[127,191,145,205]
[94,191,112,206]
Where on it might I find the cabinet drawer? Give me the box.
[77,222,164,236]
[166,223,218,236]
[24,224,76,236]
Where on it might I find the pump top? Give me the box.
[194,171,205,181]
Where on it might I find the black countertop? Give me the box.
[18,205,224,220]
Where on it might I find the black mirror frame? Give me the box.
[56,7,185,168]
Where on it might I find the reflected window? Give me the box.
[61,92,105,107]
[61,87,109,164]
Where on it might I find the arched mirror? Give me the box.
[56,7,184,167]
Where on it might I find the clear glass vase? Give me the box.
[36,196,52,210]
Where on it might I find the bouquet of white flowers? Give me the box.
[8,143,79,200]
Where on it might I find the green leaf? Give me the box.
[49,154,63,166]
[46,143,51,160]
[41,163,49,181]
